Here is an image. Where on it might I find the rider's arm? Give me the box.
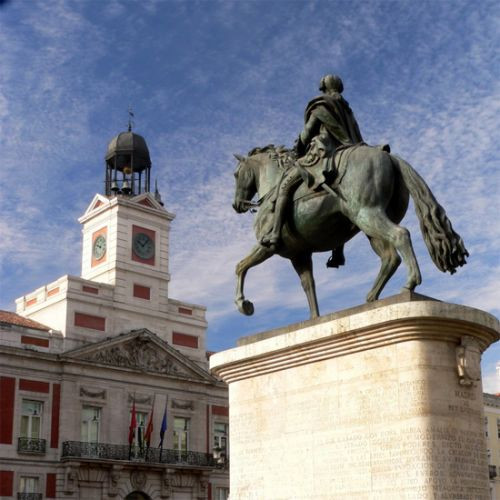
[300,112,321,147]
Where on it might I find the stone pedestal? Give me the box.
[210,293,499,500]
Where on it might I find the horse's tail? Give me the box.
[391,155,468,273]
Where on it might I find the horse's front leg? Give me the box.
[291,253,319,318]
[235,244,274,316]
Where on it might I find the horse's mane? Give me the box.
[247,144,292,157]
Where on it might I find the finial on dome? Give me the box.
[127,106,134,132]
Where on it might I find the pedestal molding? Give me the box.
[211,301,499,383]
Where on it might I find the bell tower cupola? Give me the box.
[104,123,152,196]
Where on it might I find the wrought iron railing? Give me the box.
[489,464,497,479]
[17,493,43,500]
[17,437,46,454]
[61,441,217,467]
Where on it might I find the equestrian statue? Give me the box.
[232,74,468,318]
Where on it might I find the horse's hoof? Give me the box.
[236,299,254,316]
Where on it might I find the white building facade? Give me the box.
[0,130,229,500]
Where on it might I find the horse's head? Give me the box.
[232,154,257,213]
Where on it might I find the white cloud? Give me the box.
[0,1,498,367]
[483,364,500,395]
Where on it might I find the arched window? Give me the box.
[124,491,151,500]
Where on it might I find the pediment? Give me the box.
[83,194,110,216]
[64,329,217,383]
[131,192,164,211]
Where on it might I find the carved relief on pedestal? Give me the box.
[456,335,482,386]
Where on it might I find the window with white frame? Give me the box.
[130,410,148,456]
[485,416,489,438]
[215,486,229,500]
[173,417,189,452]
[81,406,100,443]
[213,422,228,453]
[19,476,39,494]
[20,400,43,439]
[135,411,148,445]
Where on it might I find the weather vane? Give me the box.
[127,106,135,132]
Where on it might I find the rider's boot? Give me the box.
[260,169,301,249]
[260,196,285,248]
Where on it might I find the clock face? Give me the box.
[132,232,155,260]
[93,235,107,260]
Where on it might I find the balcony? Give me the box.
[18,494,43,500]
[61,441,217,468]
[489,464,497,479]
[17,437,46,454]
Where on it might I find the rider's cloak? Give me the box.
[304,93,363,147]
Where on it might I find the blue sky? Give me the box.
[0,0,498,391]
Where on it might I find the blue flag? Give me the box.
[159,406,167,448]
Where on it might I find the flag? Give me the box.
[128,400,137,445]
[159,405,167,448]
[144,399,155,448]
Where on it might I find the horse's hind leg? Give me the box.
[291,253,319,318]
[353,208,422,292]
[235,244,273,315]
[366,236,401,302]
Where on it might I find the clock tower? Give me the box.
[79,129,174,306]
[17,128,208,364]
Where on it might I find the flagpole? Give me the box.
[145,394,156,462]
[159,395,168,463]
[128,392,136,461]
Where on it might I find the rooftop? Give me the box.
[0,310,51,332]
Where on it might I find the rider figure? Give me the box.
[260,74,364,262]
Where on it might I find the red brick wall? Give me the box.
[47,287,59,297]
[82,285,99,294]
[26,297,37,306]
[19,379,50,393]
[212,405,229,417]
[178,307,192,315]
[50,384,61,449]
[0,377,15,444]
[74,312,106,331]
[172,332,198,349]
[21,335,49,348]
[0,471,13,496]
[46,473,57,498]
[133,284,151,300]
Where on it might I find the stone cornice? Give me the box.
[211,299,499,383]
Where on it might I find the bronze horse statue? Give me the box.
[232,144,468,318]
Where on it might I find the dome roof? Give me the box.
[105,131,151,170]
